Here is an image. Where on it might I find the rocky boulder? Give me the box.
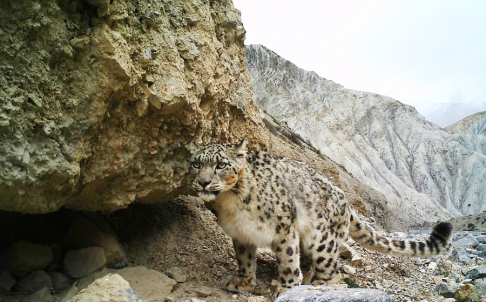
[0,241,53,278]
[0,0,265,214]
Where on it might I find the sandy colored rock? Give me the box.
[78,266,176,301]
[71,273,143,302]
[350,254,364,268]
[454,283,482,302]
[116,266,176,301]
[343,265,356,275]
[166,267,187,283]
[0,0,265,214]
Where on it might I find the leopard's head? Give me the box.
[189,139,247,201]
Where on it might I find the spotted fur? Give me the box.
[190,140,453,292]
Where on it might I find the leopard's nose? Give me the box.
[198,181,211,188]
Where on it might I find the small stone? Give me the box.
[70,36,90,49]
[195,286,212,298]
[343,265,356,275]
[14,270,52,293]
[0,270,16,293]
[165,295,177,302]
[350,254,364,267]
[339,242,356,259]
[248,296,269,302]
[64,247,106,278]
[428,262,438,271]
[1,241,53,277]
[464,265,486,280]
[166,267,187,283]
[436,282,456,298]
[433,276,447,285]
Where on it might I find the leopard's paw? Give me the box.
[223,276,256,293]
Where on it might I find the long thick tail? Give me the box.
[348,212,453,257]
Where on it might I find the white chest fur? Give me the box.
[214,192,274,247]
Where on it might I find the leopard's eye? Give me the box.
[216,162,227,169]
[191,161,201,169]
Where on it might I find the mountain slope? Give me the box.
[246,44,486,225]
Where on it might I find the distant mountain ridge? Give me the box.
[416,102,481,128]
[447,111,486,136]
[246,44,486,226]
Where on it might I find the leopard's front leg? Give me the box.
[225,240,257,292]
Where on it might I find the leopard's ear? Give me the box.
[234,139,247,157]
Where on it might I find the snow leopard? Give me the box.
[189,139,453,292]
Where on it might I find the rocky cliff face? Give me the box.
[0,0,269,213]
[246,45,486,225]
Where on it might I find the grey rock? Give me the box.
[64,214,127,269]
[54,284,79,302]
[13,271,52,293]
[23,287,55,302]
[46,271,72,291]
[0,241,53,278]
[464,265,486,280]
[477,243,486,252]
[450,249,474,265]
[473,278,486,297]
[64,247,106,278]
[0,270,16,293]
[4,287,55,302]
[453,234,480,249]
[435,282,457,298]
[477,237,486,244]
[275,286,391,302]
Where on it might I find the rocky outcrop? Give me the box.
[0,0,266,213]
[246,44,486,225]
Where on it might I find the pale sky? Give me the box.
[233,0,486,127]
